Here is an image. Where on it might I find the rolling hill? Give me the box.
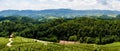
[0,9,120,19]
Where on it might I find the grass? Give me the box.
[0,37,120,51]
[99,42,120,51]
[0,37,9,49]
[12,37,34,45]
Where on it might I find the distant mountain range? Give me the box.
[0,9,120,18]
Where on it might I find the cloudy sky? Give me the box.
[0,0,120,11]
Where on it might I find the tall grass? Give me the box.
[0,37,9,49]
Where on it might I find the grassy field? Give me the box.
[0,37,120,51]
[99,42,120,51]
[0,37,9,50]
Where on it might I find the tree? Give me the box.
[116,14,120,19]
[69,35,77,41]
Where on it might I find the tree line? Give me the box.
[0,15,120,44]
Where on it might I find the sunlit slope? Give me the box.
[0,37,120,51]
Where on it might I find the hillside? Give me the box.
[0,37,120,51]
[1,16,120,44]
[0,9,120,19]
[1,16,120,51]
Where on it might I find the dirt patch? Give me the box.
[59,40,80,44]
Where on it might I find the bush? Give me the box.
[79,37,84,43]
[40,37,58,42]
[101,36,116,44]
[48,37,58,42]
[95,38,100,44]
[69,35,77,41]
[85,37,95,43]
[0,31,9,37]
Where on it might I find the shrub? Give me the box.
[40,37,58,42]
[85,37,95,43]
[69,35,77,41]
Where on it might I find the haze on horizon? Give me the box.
[0,0,120,11]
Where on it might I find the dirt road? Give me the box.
[6,38,13,47]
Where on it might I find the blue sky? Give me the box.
[0,0,120,11]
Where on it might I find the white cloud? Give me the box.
[107,0,120,10]
[0,0,120,11]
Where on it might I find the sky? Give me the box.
[0,0,120,11]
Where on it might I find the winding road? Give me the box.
[6,38,13,47]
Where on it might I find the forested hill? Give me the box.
[0,9,120,18]
[1,16,120,44]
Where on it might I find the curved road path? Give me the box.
[6,38,13,47]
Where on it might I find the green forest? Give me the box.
[0,15,120,45]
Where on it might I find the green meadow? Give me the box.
[0,37,120,51]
